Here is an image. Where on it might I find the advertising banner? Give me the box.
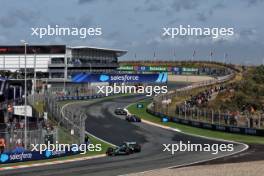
[117,66,205,74]
[182,67,199,72]
[149,66,167,71]
[13,105,33,117]
[72,73,168,83]
[117,66,134,71]
[137,66,149,71]
[0,150,79,164]
[171,67,181,74]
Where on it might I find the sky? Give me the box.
[0,0,263,64]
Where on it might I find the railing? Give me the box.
[48,62,118,68]
[145,69,264,135]
[0,126,57,153]
[153,71,235,103]
[173,106,264,129]
[0,96,57,153]
[44,93,86,144]
[39,89,110,144]
[147,107,264,136]
[47,87,98,97]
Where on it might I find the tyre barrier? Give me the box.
[147,108,264,136]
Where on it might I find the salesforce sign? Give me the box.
[0,152,34,163]
[72,72,168,83]
[0,150,79,164]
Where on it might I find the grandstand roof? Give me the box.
[68,46,127,57]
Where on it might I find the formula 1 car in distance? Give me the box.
[125,114,141,122]
[106,142,141,156]
[114,108,128,115]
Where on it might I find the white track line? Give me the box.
[122,75,249,175]
[123,103,249,176]
[61,100,116,147]
[124,103,249,175]
[47,91,248,175]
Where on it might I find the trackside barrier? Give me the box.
[0,150,80,164]
[153,72,235,104]
[55,93,115,101]
[0,93,117,164]
[146,108,264,136]
[45,92,116,145]
[149,69,264,136]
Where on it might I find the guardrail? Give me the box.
[56,93,114,101]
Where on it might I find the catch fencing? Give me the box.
[43,93,86,145]
[147,107,264,136]
[0,127,57,152]
[147,70,264,135]
[28,90,113,145]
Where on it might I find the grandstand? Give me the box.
[0,45,127,79]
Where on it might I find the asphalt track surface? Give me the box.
[0,95,247,176]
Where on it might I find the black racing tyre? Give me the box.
[134,145,141,152]
[106,147,114,156]
[125,148,131,155]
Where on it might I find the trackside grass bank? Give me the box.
[127,100,264,144]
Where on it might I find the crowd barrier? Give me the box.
[149,68,264,136]
[147,109,264,136]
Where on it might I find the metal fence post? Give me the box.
[218,109,221,125]
[184,102,187,120]
[259,115,261,129]
[211,109,214,124]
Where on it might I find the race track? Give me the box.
[0,94,247,176]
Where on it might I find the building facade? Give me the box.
[49,46,127,79]
[0,45,127,79]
